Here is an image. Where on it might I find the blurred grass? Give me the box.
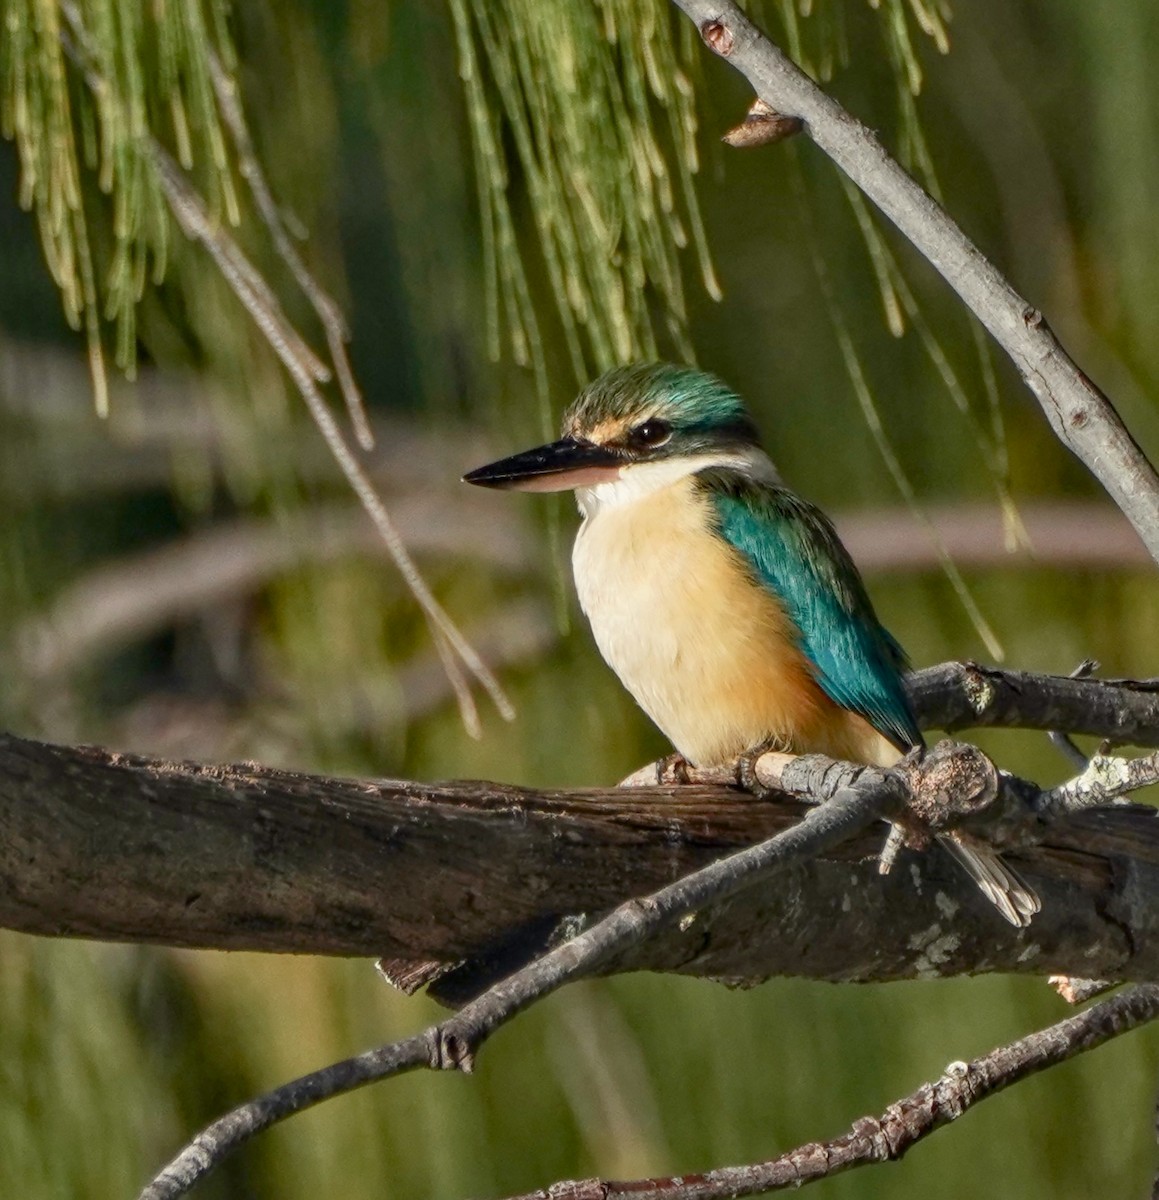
[6,939,1158,1199]
[3,0,1159,1198]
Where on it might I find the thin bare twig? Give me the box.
[1049,731,1090,771]
[151,144,514,732]
[205,49,375,451]
[1048,660,1100,769]
[498,984,1159,1200]
[56,3,513,733]
[137,777,893,1200]
[669,0,1159,564]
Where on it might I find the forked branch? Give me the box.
[132,732,1159,1198]
[138,775,893,1200]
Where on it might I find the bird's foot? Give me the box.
[736,739,795,798]
[655,751,693,785]
[619,751,693,788]
[877,746,931,872]
[737,750,765,796]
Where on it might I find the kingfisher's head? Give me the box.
[463,363,768,495]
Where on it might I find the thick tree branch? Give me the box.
[669,0,1159,560]
[0,672,1152,1198]
[5,665,1159,989]
[498,983,1159,1200]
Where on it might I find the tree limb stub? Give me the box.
[670,0,1159,564]
[5,663,1159,986]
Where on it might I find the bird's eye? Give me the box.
[630,419,672,448]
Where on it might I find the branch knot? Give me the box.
[901,741,1000,835]
[428,1026,476,1073]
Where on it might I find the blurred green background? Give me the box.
[2,1,1159,1197]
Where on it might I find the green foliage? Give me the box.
[0,0,238,413]
[449,0,715,422]
[449,0,956,416]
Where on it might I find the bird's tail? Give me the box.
[937,831,1041,928]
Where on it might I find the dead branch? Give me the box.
[497,983,1159,1200]
[910,660,1159,747]
[129,739,1159,1200]
[670,0,1159,563]
[1,672,1156,1198]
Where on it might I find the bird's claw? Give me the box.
[655,751,693,785]
[618,752,692,787]
[877,823,907,875]
[737,743,782,797]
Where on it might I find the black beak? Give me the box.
[463,436,624,493]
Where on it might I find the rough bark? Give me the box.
[910,661,1159,747]
[2,709,1158,987]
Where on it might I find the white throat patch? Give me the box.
[575,446,779,520]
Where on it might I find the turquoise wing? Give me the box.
[701,470,922,751]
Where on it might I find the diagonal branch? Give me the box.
[668,0,1159,561]
[497,983,1159,1200]
[138,775,892,1200]
[204,48,375,452]
[146,142,513,735]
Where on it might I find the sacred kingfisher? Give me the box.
[465,362,1038,926]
